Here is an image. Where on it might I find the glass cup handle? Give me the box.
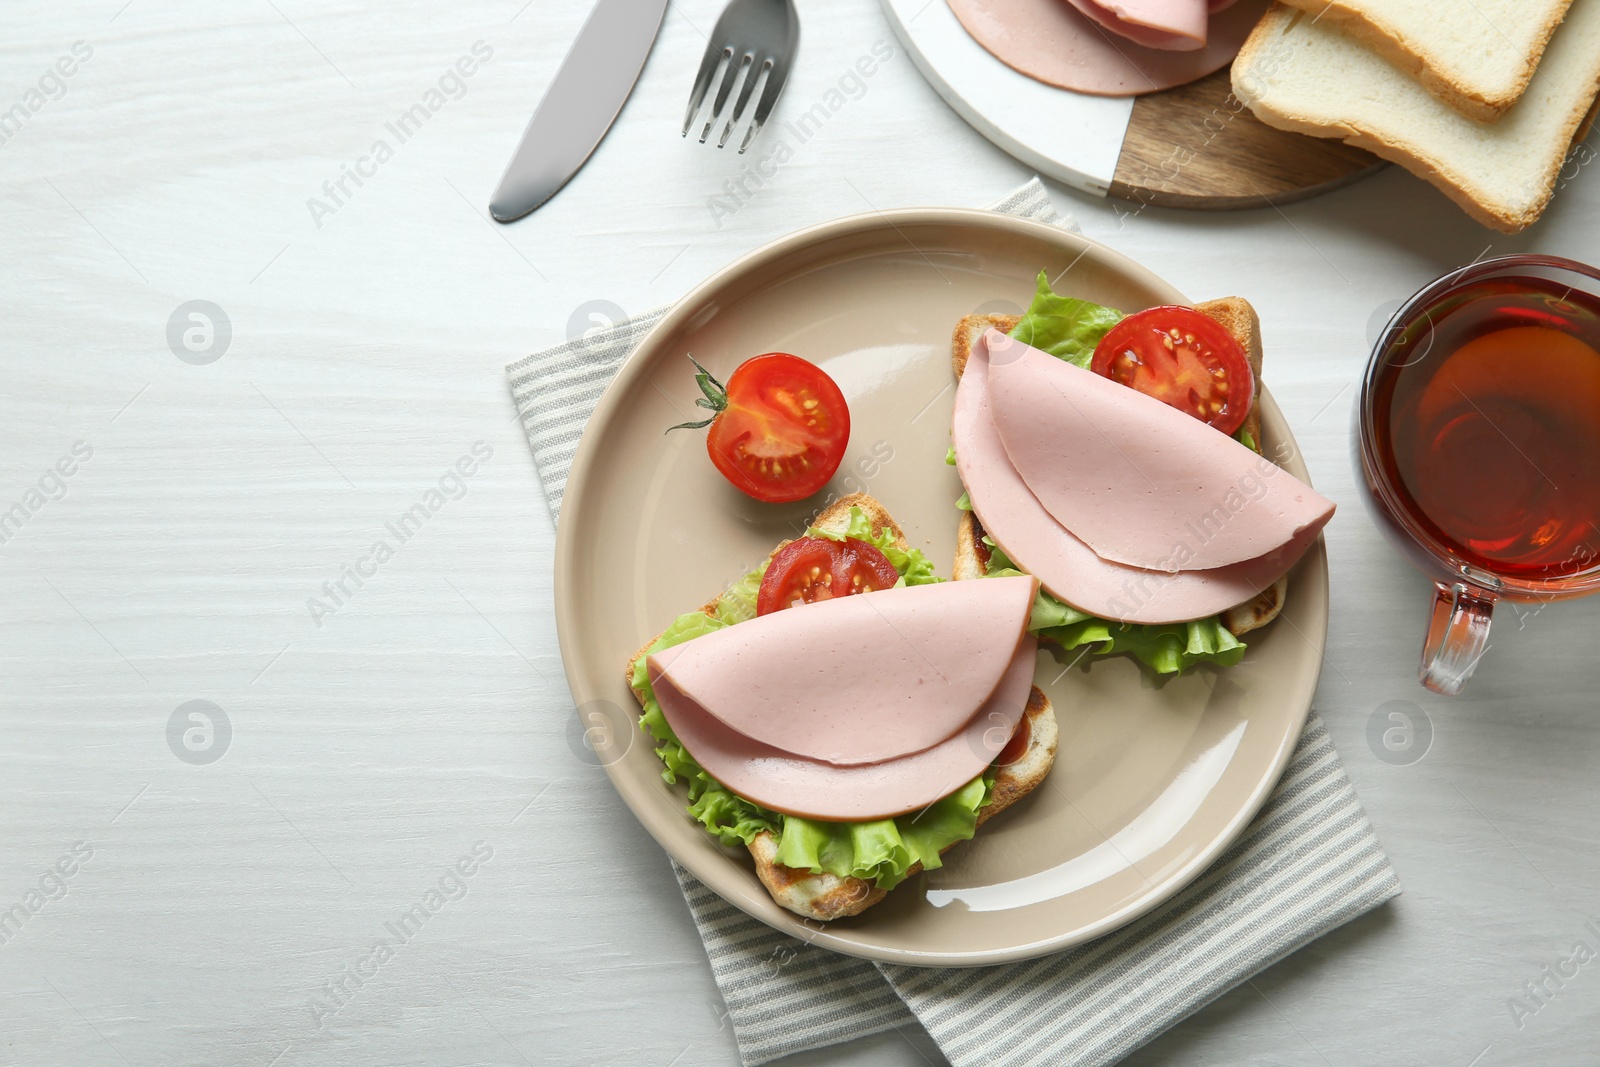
[1419,582,1495,696]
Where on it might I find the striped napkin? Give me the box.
[508,179,1400,1066]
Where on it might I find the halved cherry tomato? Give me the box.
[669,352,850,503]
[1089,306,1254,436]
[756,536,899,615]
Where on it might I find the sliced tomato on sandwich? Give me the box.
[1090,305,1253,436]
[756,536,899,615]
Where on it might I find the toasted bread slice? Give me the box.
[626,492,1058,922]
[949,298,1282,637]
[1223,573,1288,637]
[1191,297,1265,454]
[949,312,1018,380]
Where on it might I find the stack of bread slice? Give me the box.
[1231,0,1600,231]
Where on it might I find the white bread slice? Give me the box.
[1273,0,1574,120]
[1232,2,1600,233]
[948,300,1285,637]
[625,492,1058,922]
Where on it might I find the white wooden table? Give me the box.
[4,1,1599,1064]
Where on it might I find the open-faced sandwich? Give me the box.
[625,495,1058,922]
[946,272,1334,672]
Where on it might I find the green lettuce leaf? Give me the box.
[983,539,1245,674]
[631,611,779,847]
[949,447,971,510]
[714,563,764,625]
[629,506,988,888]
[775,775,993,890]
[1008,270,1124,367]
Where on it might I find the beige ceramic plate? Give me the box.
[553,209,1327,967]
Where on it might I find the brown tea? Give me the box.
[1371,276,1600,579]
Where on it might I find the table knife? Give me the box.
[488,0,670,222]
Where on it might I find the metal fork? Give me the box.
[681,0,799,154]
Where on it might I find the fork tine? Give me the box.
[739,55,792,154]
[736,118,764,156]
[717,58,768,149]
[682,44,729,136]
[700,52,751,143]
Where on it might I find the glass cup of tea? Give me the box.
[1356,254,1600,695]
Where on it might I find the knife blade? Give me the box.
[489,0,669,222]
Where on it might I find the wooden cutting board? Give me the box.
[882,0,1385,210]
[1108,67,1383,208]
